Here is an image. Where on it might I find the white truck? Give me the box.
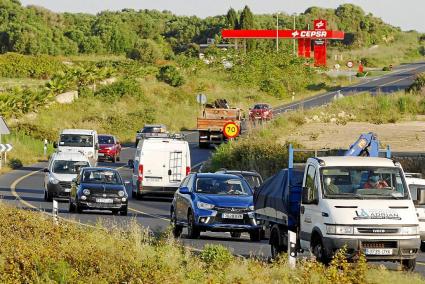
[129,133,191,199]
[54,129,99,165]
[404,173,425,252]
[255,145,420,271]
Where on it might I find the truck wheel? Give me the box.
[187,211,200,239]
[199,142,209,149]
[401,259,416,271]
[249,229,261,242]
[270,230,286,259]
[171,209,183,238]
[230,232,241,238]
[312,237,330,265]
[421,242,425,252]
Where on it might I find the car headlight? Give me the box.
[401,226,419,235]
[118,190,125,197]
[49,176,59,185]
[83,189,90,195]
[197,201,215,210]
[326,225,354,235]
[249,205,255,211]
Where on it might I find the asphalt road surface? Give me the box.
[2,62,425,274]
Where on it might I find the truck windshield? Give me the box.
[196,177,252,195]
[60,134,93,147]
[320,167,409,199]
[53,160,89,174]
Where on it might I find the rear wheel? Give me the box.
[401,259,416,271]
[171,209,183,238]
[230,232,241,238]
[187,211,200,239]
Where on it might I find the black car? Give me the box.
[69,167,129,215]
[215,170,263,191]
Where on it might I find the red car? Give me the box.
[98,135,121,163]
[249,103,273,121]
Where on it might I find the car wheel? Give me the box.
[116,155,120,162]
[112,210,119,215]
[68,199,75,213]
[401,259,416,271]
[187,211,200,239]
[46,191,53,202]
[171,209,183,238]
[112,155,117,163]
[312,237,330,265]
[121,208,128,216]
[249,229,261,242]
[44,190,48,201]
[230,232,241,238]
[421,242,425,252]
[76,201,83,214]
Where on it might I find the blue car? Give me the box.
[170,173,261,241]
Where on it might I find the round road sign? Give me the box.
[223,122,239,139]
[347,61,353,68]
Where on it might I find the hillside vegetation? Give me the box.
[0,202,424,283]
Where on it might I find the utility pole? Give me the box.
[276,13,279,52]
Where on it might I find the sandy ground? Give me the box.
[284,121,425,152]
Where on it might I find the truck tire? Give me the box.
[311,236,331,265]
[270,229,286,259]
[187,211,200,239]
[401,259,416,271]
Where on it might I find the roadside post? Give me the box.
[44,139,48,158]
[52,199,59,225]
[347,61,354,83]
[288,230,297,268]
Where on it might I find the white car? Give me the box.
[129,134,191,199]
[43,151,92,201]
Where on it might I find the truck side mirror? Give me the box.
[417,188,425,206]
[53,141,58,148]
[302,186,318,205]
[43,168,49,173]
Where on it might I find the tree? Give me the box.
[239,6,255,51]
[226,8,238,29]
[126,39,163,64]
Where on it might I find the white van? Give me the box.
[55,129,98,165]
[44,151,92,201]
[130,135,191,199]
[405,173,425,251]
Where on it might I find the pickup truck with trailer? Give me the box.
[197,107,243,148]
[254,134,420,271]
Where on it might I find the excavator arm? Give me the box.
[344,132,380,157]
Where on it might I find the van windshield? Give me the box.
[60,134,93,147]
[321,167,409,200]
[195,177,252,195]
[53,160,89,174]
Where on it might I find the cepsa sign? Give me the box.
[294,30,328,38]
[223,122,239,139]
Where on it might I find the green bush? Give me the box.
[0,53,65,79]
[156,65,185,87]
[259,79,286,98]
[200,245,234,268]
[126,39,163,64]
[382,66,391,71]
[407,72,425,94]
[94,78,143,100]
[0,88,52,118]
[7,158,23,169]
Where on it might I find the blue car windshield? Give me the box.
[195,177,251,195]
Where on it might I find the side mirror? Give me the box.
[179,187,190,194]
[95,143,99,150]
[127,159,134,168]
[417,188,425,206]
[43,168,49,173]
[302,186,318,205]
[53,141,58,148]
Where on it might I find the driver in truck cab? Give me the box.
[364,174,389,189]
[324,177,339,194]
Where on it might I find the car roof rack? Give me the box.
[141,132,184,140]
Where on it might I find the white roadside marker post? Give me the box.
[52,199,59,225]
[288,230,297,268]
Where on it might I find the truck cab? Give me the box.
[300,156,419,270]
[55,129,99,166]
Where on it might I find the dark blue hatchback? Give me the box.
[170,173,261,241]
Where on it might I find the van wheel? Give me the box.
[171,209,183,238]
[401,259,416,271]
[187,211,200,239]
[312,237,330,265]
[230,232,241,238]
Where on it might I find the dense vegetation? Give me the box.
[0,202,424,283]
[0,0,422,57]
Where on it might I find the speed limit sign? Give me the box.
[223,122,239,139]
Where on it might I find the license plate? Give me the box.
[98,153,104,157]
[96,198,113,204]
[222,213,243,219]
[146,177,162,182]
[64,188,71,192]
[364,248,393,255]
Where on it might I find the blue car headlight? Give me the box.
[197,201,215,210]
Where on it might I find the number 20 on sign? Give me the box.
[223,122,239,139]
